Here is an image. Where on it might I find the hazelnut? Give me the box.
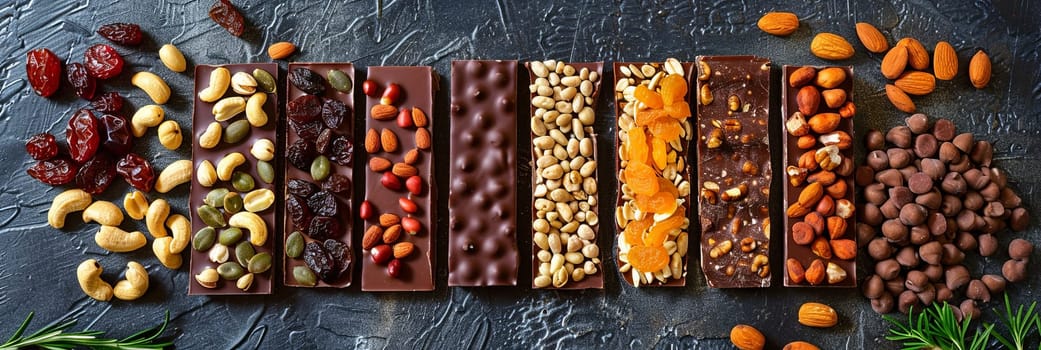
[981,274,1007,294]
[804,212,826,235]
[836,157,855,177]
[965,279,991,303]
[864,129,886,151]
[815,195,835,216]
[821,88,847,108]
[834,199,855,219]
[1002,259,1028,282]
[871,292,895,314]
[792,222,815,245]
[892,186,916,206]
[797,135,817,149]
[1009,238,1034,260]
[863,274,885,299]
[796,85,821,116]
[886,125,913,148]
[956,210,979,231]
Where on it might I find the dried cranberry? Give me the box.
[303,241,332,282]
[307,190,339,216]
[287,95,322,124]
[308,216,340,240]
[26,133,59,160]
[287,139,316,171]
[287,178,319,198]
[387,259,402,278]
[209,0,245,37]
[75,154,116,194]
[116,153,155,192]
[327,135,354,166]
[91,92,125,113]
[26,48,62,97]
[98,114,133,155]
[66,109,100,163]
[290,119,324,141]
[315,128,334,155]
[323,239,351,282]
[96,23,143,46]
[287,195,312,232]
[27,157,77,185]
[322,174,351,195]
[83,44,123,79]
[289,67,326,95]
[321,98,348,129]
[66,62,96,100]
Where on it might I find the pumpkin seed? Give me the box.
[218,227,243,246]
[197,205,226,228]
[293,265,317,286]
[223,119,251,144]
[235,241,255,266]
[247,252,272,274]
[252,68,276,93]
[310,155,331,181]
[257,160,275,184]
[327,69,352,93]
[223,191,243,213]
[204,188,229,208]
[231,171,255,192]
[286,231,305,258]
[192,227,216,251]
[217,261,245,280]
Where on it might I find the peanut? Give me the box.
[212,96,246,122]
[158,44,186,73]
[157,120,182,150]
[250,138,275,161]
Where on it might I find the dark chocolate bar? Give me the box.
[448,60,519,286]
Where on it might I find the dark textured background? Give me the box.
[1,0,1039,348]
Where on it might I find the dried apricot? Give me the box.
[634,108,670,126]
[652,137,668,170]
[627,126,649,164]
[634,85,664,109]
[649,118,683,142]
[629,245,669,272]
[624,217,653,246]
[660,74,688,104]
[665,101,692,120]
[649,210,685,238]
[624,161,659,195]
[658,178,679,197]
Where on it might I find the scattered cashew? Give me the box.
[113,261,149,301]
[123,190,149,220]
[155,159,192,193]
[198,67,230,102]
[131,72,171,104]
[145,198,170,238]
[82,200,123,226]
[94,225,147,252]
[198,122,222,149]
[158,43,186,73]
[131,105,165,138]
[196,160,217,187]
[216,152,246,181]
[245,93,268,127]
[157,120,182,150]
[167,214,190,254]
[250,138,275,161]
[152,236,182,269]
[212,96,246,122]
[48,189,92,229]
[77,259,113,302]
[228,211,268,246]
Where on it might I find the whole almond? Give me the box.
[831,239,857,260]
[393,241,415,258]
[805,259,826,285]
[798,182,825,207]
[757,12,799,36]
[404,148,420,164]
[784,341,821,350]
[808,113,841,134]
[838,102,856,119]
[894,71,937,95]
[364,128,380,153]
[969,50,991,89]
[798,302,839,328]
[788,66,817,87]
[815,67,847,89]
[933,41,959,80]
[787,258,807,284]
[412,107,428,127]
[796,85,820,116]
[362,225,382,249]
[855,22,889,53]
[369,156,392,172]
[810,33,855,60]
[899,37,930,70]
[415,127,432,150]
[379,213,400,227]
[811,236,832,259]
[729,324,766,350]
[383,224,402,244]
[371,104,397,120]
[881,45,909,79]
[885,84,916,113]
[380,128,399,152]
[821,89,847,108]
[392,163,418,177]
[267,41,296,60]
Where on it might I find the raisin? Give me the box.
[116,153,155,192]
[328,135,354,166]
[27,157,78,185]
[26,133,59,160]
[287,95,322,124]
[66,62,96,100]
[322,239,351,282]
[315,128,333,155]
[91,92,125,113]
[290,119,324,141]
[75,154,116,194]
[26,48,62,97]
[287,195,312,232]
[98,113,133,155]
[84,44,124,80]
[303,241,332,282]
[289,67,326,95]
[306,190,338,216]
[66,109,100,163]
[287,139,316,171]
[321,98,348,129]
[287,178,319,198]
[96,23,143,46]
[209,0,245,37]
[322,174,351,195]
[308,216,340,241]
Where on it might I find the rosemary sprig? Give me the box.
[0,311,172,350]
[883,302,993,350]
[992,294,1040,350]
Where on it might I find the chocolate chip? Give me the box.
[915,189,942,209]
[920,158,946,179]
[860,203,883,226]
[882,219,909,243]
[863,274,885,299]
[984,201,1005,218]
[953,133,975,152]
[866,150,889,171]
[999,187,1022,208]
[981,274,1007,294]
[935,283,954,303]
[1009,238,1034,260]
[896,246,920,268]
[836,156,855,176]
[919,241,943,265]
[889,186,914,206]
[865,129,886,151]
[940,195,963,217]
[922,264,944,282]
[963,191,984,211]
[887,148,914,169]
[871,292,895,314]
[857,223,877,247]
[864,183,888,205]
[880,200,902,220]
[1003,259,1028,282]
[1010,207,1030,231]
[876,258,901,280]
[962,168,990,190]
[978,233,998,256]
[949,155,972,173]
[876,169,905,187]
[855,165,876,187]
[907,172,933,194]
[926,212,948,236]
[868,237,895,260]
[982,216,1006,234]
[916,284,936,305]
[886,276,907,295]
[969,140,993,166]
[899,203,928,226]
[898,290,920,314]
[886,126,913,148]
[905,270,928,292]
[980,182,1001,201]
[965,279,991,302]
[955,232,978,251]
[914,134,938,158]
[944,264,970,290]
[910,225,932,245]
[990,167,1008,188]
[940,172,967,194]
[938,142,961,163]
[941,243,965,265]
[905,113,931,134]
[898,165,918,182]
[932,118,956,141]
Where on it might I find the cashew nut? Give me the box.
[198,122,222,149]
[245,92,268,127]
[145,198,170,238]
[229,211,267,246]
[113,261,149,301]
[94,225,147,252]
[155,159,192,193]
[167,214,190,254]
[157,120,182,150]
[131,72,171,104]
[195,267,219,288]
[131,105,165,138]
[250,138,275,161]
[123,190,149,221]
[198,67,230,102]
[213,96,246,122]
[231,72,257,95]
[216,152,246,181]
[77,259,113,301]
[48,189,92,229]
[82,200,123,226]
[197,160,217,187]
[158,43,186,73]
[152,236,182,269]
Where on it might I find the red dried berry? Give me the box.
[387,259,402,278]
[359,200,374,220]
[83,44,124,80]
[27,157,77,185]
[66,62,96,100]
[209,0,245,37]
[26,133,59,160]
[287,95,323,124]
[381,171,402,191]
[306,190,339,217]
[406,175,423,195]
[287,178,319,198]
[371,245,393,265]
[116,153,155,192]
[91,92,125,113]
[66,109,100,163]
[96,23,143,46]
[75,154,116,194]
[362,80,379,97]
[26,48,62,97]
[322,173,351,194]
[98,113,133,155]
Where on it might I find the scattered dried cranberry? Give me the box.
[66,109,100,163]
[209,0,245,37]
[303,241,333,282]
[75,154,116,194]
[327,135,354,166]
[321,98,348,129]
[290,119,325,141]
[287,195,312,232]
[25,133,59,160]
[307,190,339,216]
[287,139,316,171]
[98,114,133,155]
[26,48,62,97]
[66,62,96,100]
[308,216,340,241]
[289,67,326,95]
[27,157,77,185]
[371,245,392,265]
[91,92,125,113]
[387,259,402,278]
[83,44,124,80]
[287,178,318,198]
[116,153,155,192]
[323,239,351,282]
[322,174,351,195]
[287,95,323,124]
[362,80,379,97]
[96,23,143,46]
